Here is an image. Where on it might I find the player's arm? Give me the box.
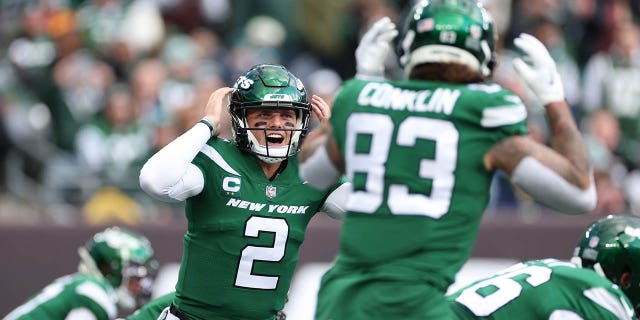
[484,34,595,214]
[300,133,344,191]
[139,87,234,202]
[318,181,351,220]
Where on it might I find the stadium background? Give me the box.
[1,0,640,317]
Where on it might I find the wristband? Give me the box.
[199,116,217,138]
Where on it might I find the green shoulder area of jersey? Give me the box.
[71,273,119,318]
[5,273,117,320]
[192,138,243,181]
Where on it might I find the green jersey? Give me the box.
[5,273,117,320]
[315,79,528,319]
[448,259,637,320]
[174,138,333,320]
[329,79,528,289]
[125,292,174,320]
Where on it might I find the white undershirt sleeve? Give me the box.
[299,144,342,190]
[139,123,211,202]
[319,182,351,220]
[510,156,597,214]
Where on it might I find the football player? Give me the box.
[138,64,349,320]
[448,214,639,319]
[4,227,158,320]
[299,1,596,319]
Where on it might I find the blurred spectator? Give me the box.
[75,83,152,195]
[7,5,82,152]
[504,0,567,46]
[582,19,640,168]
[4,0,640,224]
[305,68,343,130]
[159,0,231,34]
[75,0,165,79]
[583,109,628,215]
[75,0,164,55]
[295,0,356,75]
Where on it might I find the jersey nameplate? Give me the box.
[357,82,460,114]
[226,198,309,214]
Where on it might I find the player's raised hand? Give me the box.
[512,33,565,106]
[203,87,235,135]
[355,16,398,80]
[311,94,331,122]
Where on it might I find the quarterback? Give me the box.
[139,64,348,320]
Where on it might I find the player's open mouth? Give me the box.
[267,133,285,145]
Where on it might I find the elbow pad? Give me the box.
[510,157,596,214]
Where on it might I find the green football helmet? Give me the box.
[230,64,311,164]
[396,0,497,78]
[572,214,640,308]
[78,227,159,310]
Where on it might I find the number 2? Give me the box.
[235,216,288,290]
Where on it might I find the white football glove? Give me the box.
[512,33,565,106]
[355,16,398,80]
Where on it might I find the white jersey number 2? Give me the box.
[235,216,288,290]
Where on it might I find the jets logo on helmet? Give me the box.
[236,76,254,90]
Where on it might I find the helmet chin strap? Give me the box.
[570,256,608,278]
[593,262,607,278]
[78,247,105,281]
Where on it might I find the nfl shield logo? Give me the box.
[266,185,277,198]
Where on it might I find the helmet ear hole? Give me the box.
[621,268,633,288]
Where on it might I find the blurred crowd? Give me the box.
[0,0,639,225]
